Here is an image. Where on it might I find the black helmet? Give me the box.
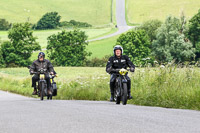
[113,45,123,55]
[38,52,45,59]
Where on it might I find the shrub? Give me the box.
[47,30,91,66]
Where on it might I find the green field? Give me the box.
[87,35,120,59]
[0,0,112,26]
[0,28,117,49]
[0,66,200,110]
[126,0,200,24]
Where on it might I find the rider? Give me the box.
[29,52,54,95]
[106,45,135,102]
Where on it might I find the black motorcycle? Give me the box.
[29,68,55,100]
[113,68,130,105]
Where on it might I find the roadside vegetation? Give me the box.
[0,65,200,110]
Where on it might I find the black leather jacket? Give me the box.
[30,59,54,73]
[106,55,135,74]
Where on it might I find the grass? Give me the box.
[126,0,200,24]
[0,28,116,49]
[87,35,120,59]
[0,66,200,110]
[0,0,112,26]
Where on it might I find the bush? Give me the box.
[60,20,92,28]
[47,30,91,66]
[0,23,41,67]
[84,55,111,67]
[35,12,61,30]
[0,47,5,67]
[0,18,11,30]
[116,29,151,66]
[137,19,162,42]
[188,9,200,58]
[152,16,195,63]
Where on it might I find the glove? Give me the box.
[130,67,135,72]
[106,67,113,73]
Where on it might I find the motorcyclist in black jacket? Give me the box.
[29,52,54,95]
[106,45,135,102]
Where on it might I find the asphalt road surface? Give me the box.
[0,90,200,133]
[88,0,133,42]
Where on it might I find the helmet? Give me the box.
[113,45,123,55]
[38,52,45,59]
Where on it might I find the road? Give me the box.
[88,0,133,42]
[0,90,200,133]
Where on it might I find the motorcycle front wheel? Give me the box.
[121,83,128,105]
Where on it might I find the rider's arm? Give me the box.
[29,61,36,73]
[106,57,113,74]
[125,55,135,72]
[47,60,54,73]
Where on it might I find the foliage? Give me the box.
[137,19,162,42]
[0,19,11,30]
[35,12,61,30]
[188,9,200,58]
[116,29,151,66]
[47,30,91,66]
[60,20,92,28]
[84,55,111,67]
[0,47,5,67]
[1,66,200,110]
[152,16,195,63]
[0,23,41,67]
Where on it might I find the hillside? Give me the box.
[0,0,112,26]
[126,0,200,24]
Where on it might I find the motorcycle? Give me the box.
[29,67,57,100]
[112,68,130,105]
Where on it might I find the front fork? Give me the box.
[116,76,127,97]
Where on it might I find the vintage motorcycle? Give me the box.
[29,67,57,100]
[113,68,130,105]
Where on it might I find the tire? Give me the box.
[40,82,44,100]
[116,86,120,104]
[121,83,128,105]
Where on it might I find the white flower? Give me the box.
[160,65,165,68]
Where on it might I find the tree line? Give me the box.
[0,10,200,67]
[0,12,92,31]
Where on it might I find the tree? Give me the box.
[1,23,41,67]
[0,18,11,30]
[188,9,200,58]
[137,19,162,42]
[36,12,61,29]
[152,16,195,63]
[0,47,5,67]
[116,30,151,65]
[47,30,91,66]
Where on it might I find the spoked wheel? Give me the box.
[40,82,44,100]
[121,83,128,105]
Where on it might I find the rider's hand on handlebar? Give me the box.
[50,72,54,75]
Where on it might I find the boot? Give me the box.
[110,93,114,102]
[110,82,115,102]
[32,88,37,95]
[128,93,133,99]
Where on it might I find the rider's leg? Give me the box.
[110,74,116,101]
[126,75,133,99]
[45,74,52,95]
[32,75,39,95]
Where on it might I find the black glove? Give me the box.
[106,67,113,73]
[130,67,135,72]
